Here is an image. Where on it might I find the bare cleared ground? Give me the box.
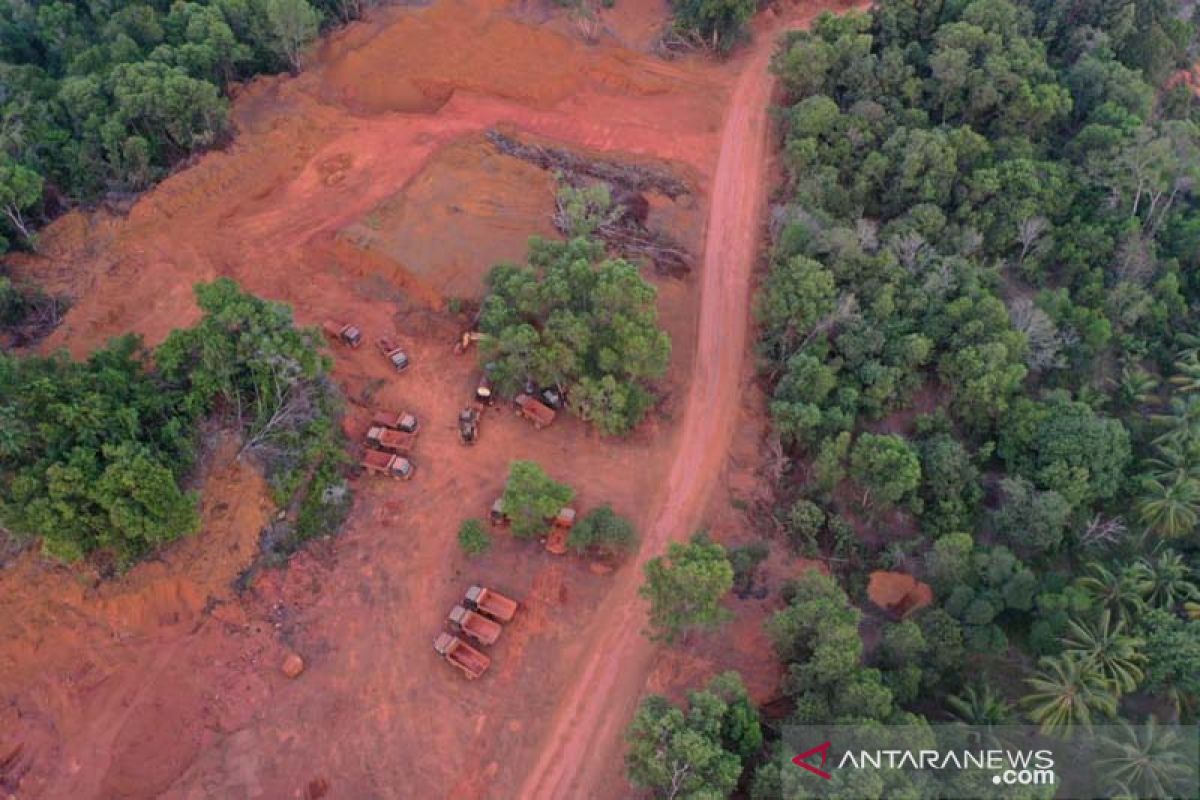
[1,1,858,797]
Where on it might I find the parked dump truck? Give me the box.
[323,321,362,348]
[514,393,556,429]
[376,337,410,372]
[545,506,576,555]
[458,406,480,445]
[360,449,414,480]
[366,425,417,454]
[465,585,518,622]
[371,410,419,433]
[448,604,502,646]
[433,632,490,679]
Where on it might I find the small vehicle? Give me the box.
[540,387,564,410]
[475,373,494,406]
[323,321,362,348]
[514,394,555,429]
[545,507,576,555]
[448,604,502,646]
[458,406,480,445]
[433,632,490,679]
[489,498,508,526]
[366,425,417,455]
[465,585,519,623]
[371,410,419,433]
[376,337,410,372]
[360,449,414,480]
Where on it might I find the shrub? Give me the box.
[458,518,491,557]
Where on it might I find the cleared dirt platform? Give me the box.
[0,0,854,797]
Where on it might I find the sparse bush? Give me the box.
[458,518,491,557]
[567,505,636,556]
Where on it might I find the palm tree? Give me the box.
[1113,363,1159,410]
[1076,562,1145,623]
[1137,475,1200,538]
[1131,549,1200,610]
[1169,352,1200,394]
[947,683,1014,726]
[1061,610,1147,695]
[1097,718,1194,799]
[1143,440,1200,484]
[1152,395,1200,446]
[947,683,1015,749]
[1022,654,1118,735]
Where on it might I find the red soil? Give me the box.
[2,1,860,797]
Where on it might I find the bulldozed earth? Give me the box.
[0,0,854,797]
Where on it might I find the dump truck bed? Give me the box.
[433,633,490,679]
[514,394,556,428]
[371,411,419,433]
[361,449,413,479]
[465,585,518,622]
[448,604,502,646]
[367,425,417,454]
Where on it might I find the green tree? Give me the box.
[848,433,921,509]
[1061,610,1146,695]
[480,237,670,435]
[670,0,756,52]
[265,0,320,73]
[625,671,761,799]
[0,157,42,245]
[458,518,491,557]
[567,504,636,556]
[499,460,574,539]
[1022,654,1118,734]
[992,476,1072,552]
[640,533,734,643]
[1096,718,1196,799]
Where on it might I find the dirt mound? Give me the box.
[319,0,586,113]
[867,571,934,618]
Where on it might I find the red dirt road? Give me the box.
[518,28,778,800]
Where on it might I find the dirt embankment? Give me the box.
[2,0,858,797]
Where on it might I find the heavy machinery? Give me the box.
[514,393,555,429]
[371,410,419,433]
[360,449,414,480]
[464,585,518,622]
[453,331,484,355]
[447,604,502,646]
[376,337,410,372]
[544,507,576,555]
[458,406,480,445]
[433,632,490,679]
[322,321,362,348]
[366,425,417,455]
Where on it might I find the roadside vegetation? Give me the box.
[478,236,671,436]
[0,0,367,254]
[0,278,346,565]
[628,0,1200,794]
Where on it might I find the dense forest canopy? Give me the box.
[0,0,365,253]
[0,278,344,563]
[630,0,1200,795]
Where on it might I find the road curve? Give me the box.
[516,33,778,800]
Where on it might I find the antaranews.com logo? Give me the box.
[781,724,1199,799]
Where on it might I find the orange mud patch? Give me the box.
[3,0,859,797]
[867,570,934,618]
